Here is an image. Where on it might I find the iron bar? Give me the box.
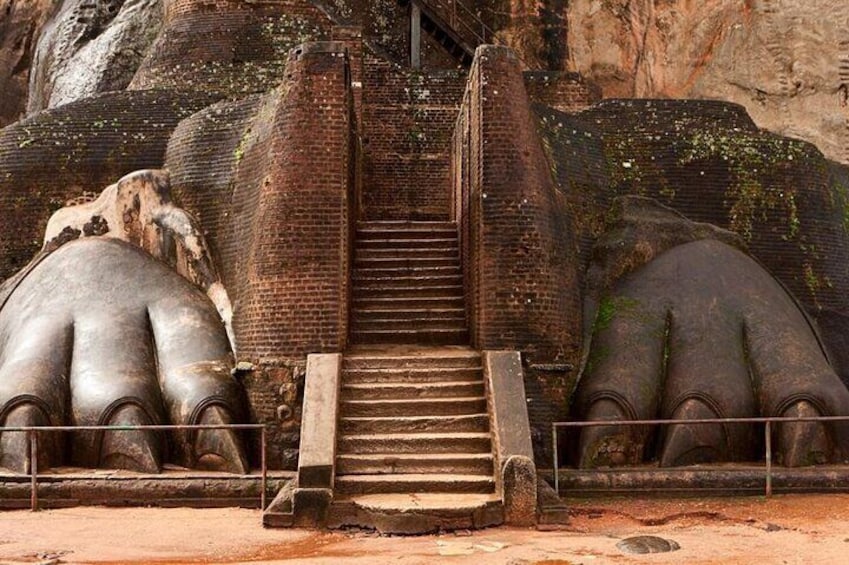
[765,421,772,497]
[29,430,37,512]
[2,424,268,511]
[3,424,264,432]
[553,415,849,427]
[260,426,268,512]
[551,415,849,497]
[552,422,559,497]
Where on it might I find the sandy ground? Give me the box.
[1,495,848,564]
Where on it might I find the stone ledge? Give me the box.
[551,465,849,497]
[0,468,293,510]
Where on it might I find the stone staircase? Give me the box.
[351,221,468,345]
[328,347,503,531]
[264,223,536,532]
[325,220,505,531]
[404,0,490,66]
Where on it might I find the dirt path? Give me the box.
[1,495,848,564]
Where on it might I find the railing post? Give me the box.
[260,426,267,512]
[410,2,421,68]
[29,429,38,512]
[765,420,772,497]
[552,423,559,497]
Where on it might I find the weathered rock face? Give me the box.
[0,0,56,127]
[27,0,163,114]
[564,0,849,164]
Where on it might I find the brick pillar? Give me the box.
[331,26,364,126]
[235,42,354,361]
[456,45,582,366]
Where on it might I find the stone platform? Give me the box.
[0,467,293,510]
[554,465,849,497]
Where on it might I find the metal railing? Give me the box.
[552,415,849,497]
[424,0,495,46]
[2,423,268,513]
[414,0,536,69]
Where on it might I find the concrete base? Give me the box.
[0,467,292,509]
[553,465,849,496]
[327,493,503,534]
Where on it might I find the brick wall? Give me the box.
[452,45,582,366]
[166,42,355,467]
[560,99,849,318]
[451,46,584,463]
[361,54,466,219]
[0,89,219,281]
[130,0,332,99]
[523,71,601,113]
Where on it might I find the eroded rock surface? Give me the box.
[573,197,849,468]
[27,0,162,113]
[0,0,56,127]
[564,0,849,163]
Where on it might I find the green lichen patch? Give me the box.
[678,131,810,241]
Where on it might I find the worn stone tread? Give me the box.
[335,473,495,494]
[342,381,484,399]
[343,366,482,383]
[342,396,486,416]
[340,413,489,433]
[337,431,492,454]
[336,452,493,474]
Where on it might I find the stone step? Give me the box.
[356,238,458,250]
[354,265,461,279]
[351,322,467,337]
[334,473,495,495]
[341,396,486,417]
[353,285,464,299]
[342,381,484,400]
[343,350,480,370]
[337,432,491,454]
[352,316,466,330]
[352,328,469,345]
[356,227,457,241]
[340,413,489,434]
[351,307,465,322]
[326,493,503,533]
[336,453,494,475]
[343,366,482,384]
[353,256,458,269]
[353,274,463,287]
[355,247,459,260]
[352,296,464,310]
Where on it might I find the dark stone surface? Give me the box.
[1,469,291,509]
[616,536,680,554]
[572,198,849,468]
[0,238,248,474]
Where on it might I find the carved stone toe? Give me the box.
[194,405,249,474]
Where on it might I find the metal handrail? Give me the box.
[552,415,849,498]
[414,0,536,69]
[2,423,268,515]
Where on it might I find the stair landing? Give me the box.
[328,493,503,534]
